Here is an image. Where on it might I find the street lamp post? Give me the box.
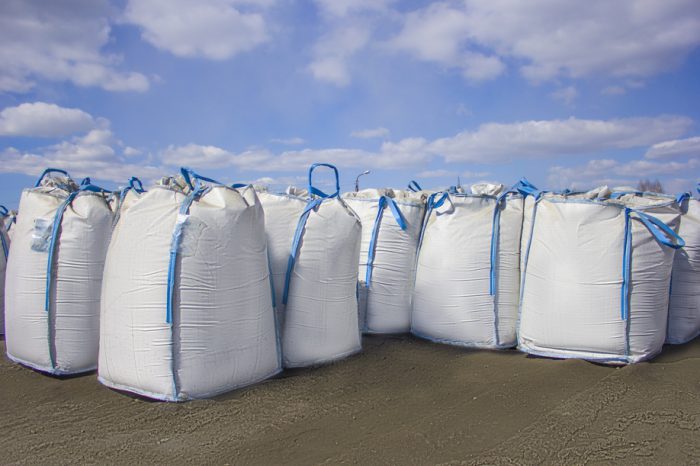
[355,170,370,192]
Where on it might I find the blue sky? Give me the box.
[1,0,699,207]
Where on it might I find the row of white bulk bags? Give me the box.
[259,164,362,368]
[5,169,113,374]
[517,186,684,363]
[98,169,281,401]
[412,183,524,349]
[342,189,425,334]
[0,205,11,334]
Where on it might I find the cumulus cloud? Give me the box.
[158,115,695,174]
[0,112,161,182]
[159,138,432,172]
[0,102,96,138]
[388,2,505,82]
[313,0,396,18]
[548,157,700,191]
[161,143,273,169]
[386,0,700,83]
[429,116,692,162]
[124,0,272,60]
[0,0,149,94]
[351,127,390,139]
[644,136,700,159]
[123,146,143,157]
[0,129,163,183]
[308,0,396,86]
[308,23,373,86]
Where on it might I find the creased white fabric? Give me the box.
[518,193,681,363]
[342,189,425,334]
[412,187,523,348]
[260,191,362,368]
[668,198,700,344]
[5,187,113,374]
[99,185,280,401]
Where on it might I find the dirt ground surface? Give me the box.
[1,335,700,465]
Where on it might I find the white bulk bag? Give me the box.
[112,176,146,225]
[5,169,113,374]
[342,189,425,333]
[606,189,700,345]
[666,191,700,344]
[279,163,362,367]
[256,186,308,319]
[0,205,10,334]
[517,189,684,363]
[99,169,281,401]
[412,184,524,348]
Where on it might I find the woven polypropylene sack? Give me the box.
[5,170,113,374]
[667,197,700,343]
[257,189,307,323]
[99,173,280,401]
[342,189,425,333]
[0,216,9,335]
[278,164,362,368]
[412,185,523,349]
[518,191,682,363]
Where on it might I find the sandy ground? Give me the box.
[1,335,700,465]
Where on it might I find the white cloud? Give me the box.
[161,144,275,170]
[270,137,305,145]
[430,116,692,162]
[124,0,271,60]
[156,115,695,176]
[308,23,372,86]
[0,127,163,183]
[0,109,161,183]
[386,0,700,83]
[308,58,352,87]
[308,0,399,86]
[123,146,143,157]
[0,102,96,137]
[644,136,700,159]
[388,3,505,83]
[0,0,149,94]
[550,86,578,106]
[351,127,390,139]
[548,157,700,191]
[159,138,432,172]
[313,0,395,18]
